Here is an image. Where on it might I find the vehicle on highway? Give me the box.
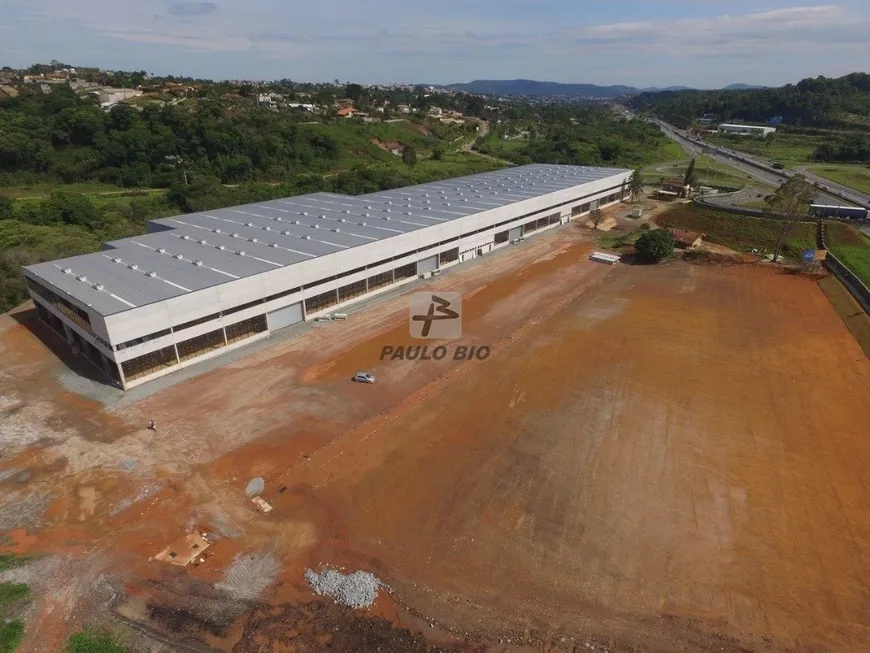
[352,372,376,384]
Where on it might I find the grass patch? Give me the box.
[0,556,29,573]
[655,204,816,259]
[0,182,149,200]
[808,164,870,195]
[66,629,125,653]
[705,132,824,166]
[642,154,756,191]
[825,222,870,286]
[599,228,646,249]
[0,584,28,613]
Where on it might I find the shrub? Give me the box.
[635,229,675,262]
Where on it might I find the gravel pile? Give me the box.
[304,567,383,609]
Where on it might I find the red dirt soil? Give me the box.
[1,224,869,652]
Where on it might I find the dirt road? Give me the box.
[2,215,869,652]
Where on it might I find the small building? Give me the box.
[90,87,144,107]
[662,179,691,198]
[337,107,356,118]
[334,98,355,108]
[396,104,411,114]
[668,229,705,249]
[717,123,776,137]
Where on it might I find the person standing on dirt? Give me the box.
[148,420,156,431]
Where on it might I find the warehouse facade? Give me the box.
[23,164,632,390]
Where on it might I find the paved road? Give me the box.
[650,119,855,207]
[794,165,870,208]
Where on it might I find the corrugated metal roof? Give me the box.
[24,164,629,316]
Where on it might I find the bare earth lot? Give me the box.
[1,221,869,652]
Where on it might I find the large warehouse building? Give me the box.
[23,163,632,390]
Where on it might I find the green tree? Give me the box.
[402,146,418,166]
[766,174,816,262]
[629,170,644,200]
[634,229,675,263]
[40,191,101,229]
[589,208,604,228]
[431,146,445,161]
[345,83,364,102]
[684,158,696,186]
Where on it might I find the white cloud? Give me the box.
[2,1,869,85]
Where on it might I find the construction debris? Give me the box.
[152,533,211,567]
[304,567,384,609]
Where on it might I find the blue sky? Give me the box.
[1,1,868,87]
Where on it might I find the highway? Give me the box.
[650,118,867,208]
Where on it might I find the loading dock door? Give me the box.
[459,249,476,263]
[508,226,522,240]
[417,255,439,275]
[267,302,303,331]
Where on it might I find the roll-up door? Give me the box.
[267,302,304,331]
[417,255,439,275]
[508,226,522,240]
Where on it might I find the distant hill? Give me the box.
[723,83,768,90]
[445,79,769,98]
[446,79,638,98]
[629,72,870,131]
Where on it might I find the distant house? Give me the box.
[334,98,355,108]
[0,85,19,99]
[396,104,411,114]
[286,102,315,112]
[89,87,144,107]
[668,229,705,249]
[337,107,356,118]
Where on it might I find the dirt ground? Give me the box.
[1,216,869,653]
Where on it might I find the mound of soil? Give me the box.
[232,601,482,653]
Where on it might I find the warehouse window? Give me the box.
[338,279,367,303]
[176,328,226,362]
[367,270,394,291]
[304,290,339,314]
[225,315,267,345]
[121,345,178,382]
[439,247,459,264]
[393,262,417,281]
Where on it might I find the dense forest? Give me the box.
[0,86,673,312]
[630,73,870,130]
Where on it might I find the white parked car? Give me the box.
[352,372,375,384]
